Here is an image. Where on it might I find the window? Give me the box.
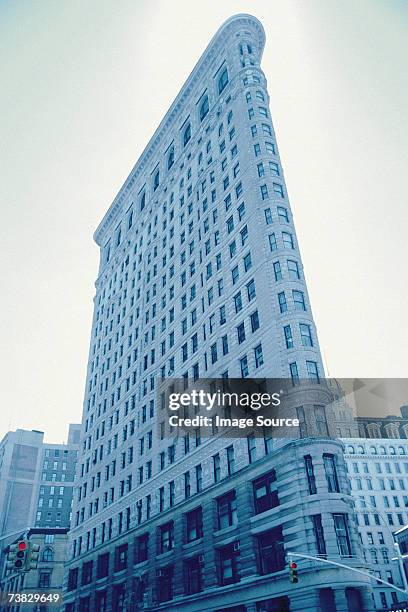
[257,162,265,177]
[251,310,260,332]
[264,207,272,225]
[81,560,93,585]
[97,553,109,579]
[42,547,54,562]
[324,454,340,492]
[218,67,229,94]
[273,261,282,281]
[269,233,277,251]
[226,445,235,475]
[300,323,313,347]
[222,335,229,355]
[157,565,173,603]
[247,434,256,463]
[217,491,237,529]
[196,464,202,492]
[68,567,78,591]
[253,470,278,514]
[159,522,174,554]
[312,515,327,555]
[167,146,174,170]
[306,360,320,382]
[273,182,284,197]
[183,122,191,147]
[257,527,285,575]
[284,325,293,349]
[240,355,248,378]
[186,507,203,542]
[293,290,306,311]
[218,544,239,585]
[304,455,317,494]
[333,514,352,556]
[134,534,148,564]
[243,252,252,271]
[282,231,294,249]
[38,571,51,588]
[237,322,246,344]
[247,279,256,301]
[287,259,300,279]
[114,543,128,572]
[254,343,264,368]
[260,184,269,200]
[277,206,288,222]
[213,453,221,483]
[315,405,328,436]
[153,168,160,191]
[234,292,243,313]
[278,292,287,313]
[199,94,209,121]
[265,141,276,154]
[184,556,202,595]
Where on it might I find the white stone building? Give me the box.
[64,14,377,612]
[344,438,408,610]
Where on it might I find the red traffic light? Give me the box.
[290,562,297,569]
[18,542,27,551]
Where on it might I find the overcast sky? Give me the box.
[1,0,407,443]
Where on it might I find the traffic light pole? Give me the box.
[287,552,408,597]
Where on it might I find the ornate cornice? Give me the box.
[93,14,265,246]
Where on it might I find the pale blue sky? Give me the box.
[1,0,407,442]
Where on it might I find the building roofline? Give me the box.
[27,528,69,536]
[93,13,265,247]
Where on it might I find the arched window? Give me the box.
[183,123,191,147]
[379,446,386,455]
[389,446,396,455]
[399,446,405,455]
[199,95,209,122]
[369,446,377,454]
[42,547,54,562]
[357,445,365,454]
[347,446,355,454]
[167,146,174,170]
[153,169,160,192]
[218,67,229,95]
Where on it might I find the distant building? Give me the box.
[357,406,408,440]
[343,438,408,610]
[394,524,408,594]
[0,424,80,548]
[0,527,68,612]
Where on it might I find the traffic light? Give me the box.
[289,561,298,583]
[6,544,17,570]
[6,540,29,572]
[28,544,40,569]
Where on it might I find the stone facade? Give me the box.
[64,14,376,612]
[0,528,68,612]
[344,438,408,610]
